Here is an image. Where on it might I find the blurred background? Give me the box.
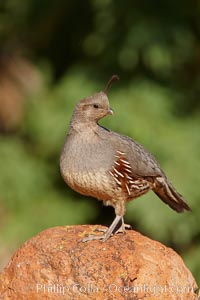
[0,0,199,285]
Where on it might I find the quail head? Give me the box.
[60,75,191,242]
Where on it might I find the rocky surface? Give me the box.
[0,225,198,299]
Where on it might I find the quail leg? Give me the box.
[94,217,131,234]
[114,217,132,234]
[82,215,122,242]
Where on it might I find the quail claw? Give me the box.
[81,234,108,243]
[115,223,132,234]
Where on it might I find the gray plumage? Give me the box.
[60,79,191,242]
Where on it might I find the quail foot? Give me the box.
[60,75,191,242]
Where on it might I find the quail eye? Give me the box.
[93,104,99,109]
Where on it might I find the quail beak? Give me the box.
[108,107,114,115]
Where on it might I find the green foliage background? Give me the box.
[0,0,199,285]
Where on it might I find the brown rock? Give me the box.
[0,225,198,300]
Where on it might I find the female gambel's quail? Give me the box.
[60,75,191,242]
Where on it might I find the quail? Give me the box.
[60,75,191,242]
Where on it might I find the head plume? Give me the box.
[104,75,119,94]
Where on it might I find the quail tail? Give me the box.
[153,177,191,213]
